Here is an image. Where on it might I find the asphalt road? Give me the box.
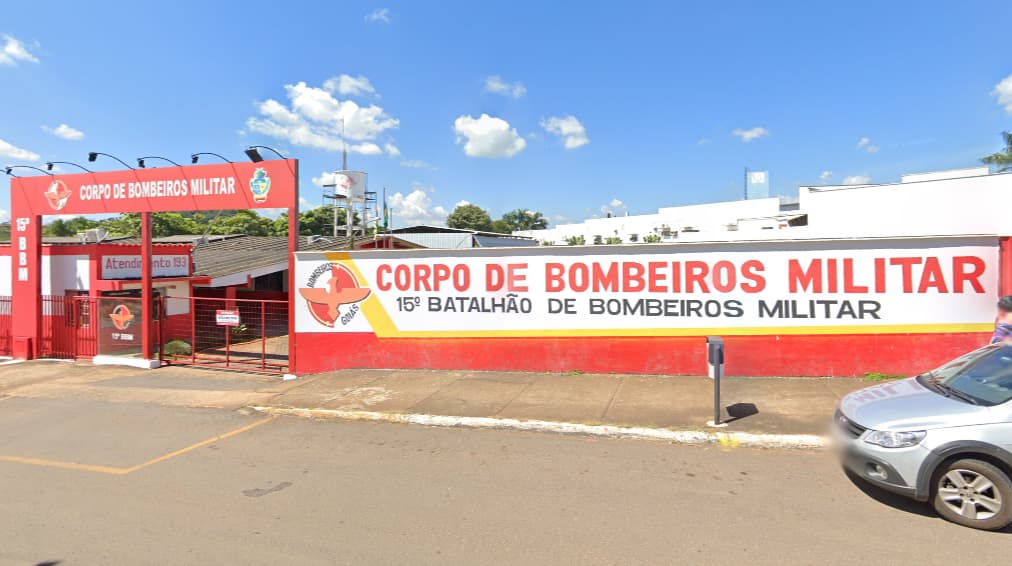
[0,399,1009,565]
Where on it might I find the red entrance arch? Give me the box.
[9,160,299,369]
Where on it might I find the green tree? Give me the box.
[491,219,512,234]
[44,216,100,237]
[0,222,10,242]
[643,234,662,243]
[605,236,623,244]
[447,204,494,232]
[981,131,1012,172]
[208,209,274,236]
[43,219,76,237]
[565,235,585,246]
[271,206,358,236]
[498,209,549,232]
[98,213,200,237]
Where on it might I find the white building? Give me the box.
[517,167,1012,244]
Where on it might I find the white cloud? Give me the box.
[350,142,383,155]
[0,138,40,161]
[857,137,879,153]
[42,123,85,141]
[540,115,589,149]
[245,79,400,155]
[400,159,434,169]
[388,188,451,226]
[323,74,376,97]
[453,113,526,158]
[365,8,391,23]
[992,74,1012,113]
[819,170,833,183]
[696,138,711,145]
[484,75,527,99]
[0,35,39,66]
[842,175,871,185]
[384,142,401,157]
[600,198,627,216]
[312,171,338,188]
[0,209,9,222]
[732,127,769,142]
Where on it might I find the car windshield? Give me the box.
[918,344,1012,407]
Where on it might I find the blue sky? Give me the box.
[2,0,1011,227]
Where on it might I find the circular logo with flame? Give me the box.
[109,304,134,331]
[299,263,371,327]
[44,180,72,211]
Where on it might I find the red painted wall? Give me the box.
[1000,237,1012,296]
[293,331,988,378]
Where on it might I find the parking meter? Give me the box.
[706,336,724,379]
[706,336,725,426]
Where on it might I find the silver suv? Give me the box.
[835,343,1012,530]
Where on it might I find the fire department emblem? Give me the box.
[44,180,72,211]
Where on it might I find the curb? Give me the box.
[249,406,829,451]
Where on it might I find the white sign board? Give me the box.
[101,255,190,280]
[293,239,999,337]
[216,310,241,326]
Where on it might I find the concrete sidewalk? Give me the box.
[0,361,876,446]
[258,369,871,437]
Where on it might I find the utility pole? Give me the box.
[341,118,348,171]
[340,118,347,239]
[744,166,749,200]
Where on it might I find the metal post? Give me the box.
[225,307,231,369]
[140,212,153,362]
[286,159,300,377]
[261,301,266,370]
[706,336,726,427]
[190,296,196,364]
[713,355,722,426]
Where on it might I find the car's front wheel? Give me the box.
[932,459,1012,531]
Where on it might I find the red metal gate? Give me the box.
[39,295,98,359]
[0,297,11,357]
[161,297,288,373]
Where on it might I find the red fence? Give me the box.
[1,294,286,371]
[39,295,98,359]
[161,297,288,373]
[0,297,10,357]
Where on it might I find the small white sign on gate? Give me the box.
[215,310,241,326]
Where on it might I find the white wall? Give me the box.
[0,256,9,296]
[2,255,91,296]
[518,170,1012,246]
[799,171,1012,238]
[41,255,89,295]
[516,197,784,244]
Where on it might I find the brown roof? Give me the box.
[187,234,420,279]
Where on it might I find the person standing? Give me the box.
[991,296,1012,344]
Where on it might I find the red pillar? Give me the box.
[287,159,300,375]
[9,177,41,360]
[10,214,41,359]
[141,212,153,360]
[999,237,1012,297]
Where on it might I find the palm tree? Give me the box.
[981,131,1012,172]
